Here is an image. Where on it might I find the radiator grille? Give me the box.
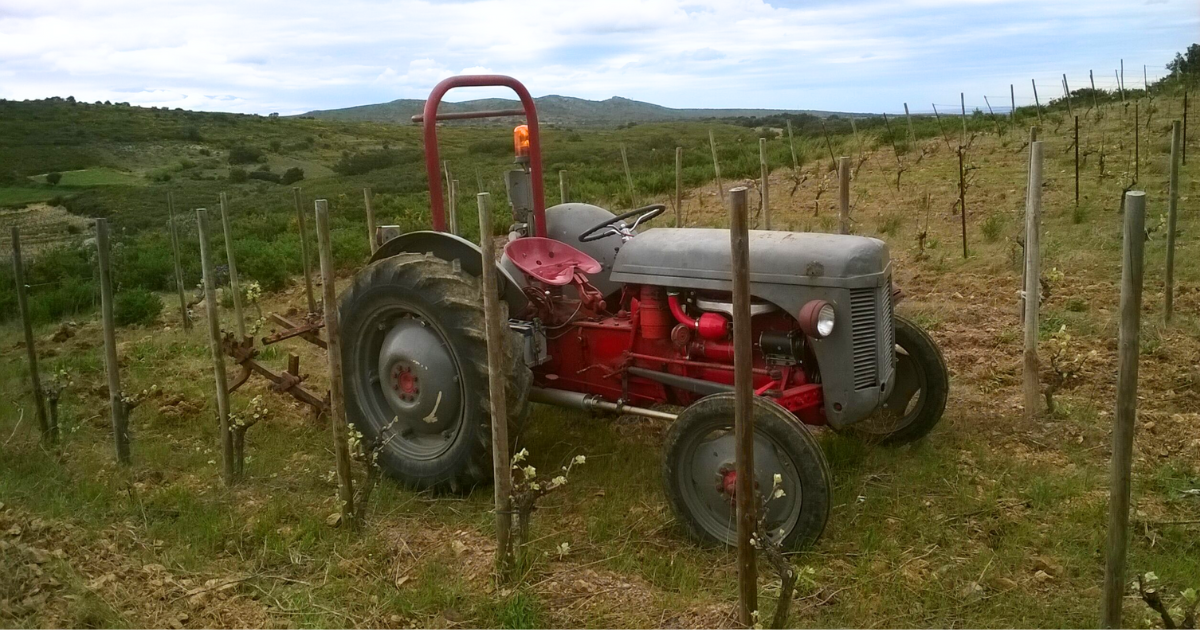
[849,287,878,390]
[880,281,895,383]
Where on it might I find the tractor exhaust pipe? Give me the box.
[529,387,678,421]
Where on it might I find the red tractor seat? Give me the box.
[504,237,602,286]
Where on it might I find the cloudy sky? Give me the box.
[1,0,1196,115]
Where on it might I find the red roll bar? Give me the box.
[418,75,547,238]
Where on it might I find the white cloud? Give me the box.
[0,0,1194,114]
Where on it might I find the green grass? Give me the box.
[0,186,58,206]
[30,167,147,187]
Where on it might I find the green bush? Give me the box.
[114,288,163,326]
[280,167,304,185]
[228,167,248,183]
[227,145,263,164]
[248,170,282,184]
[46,172,62,186]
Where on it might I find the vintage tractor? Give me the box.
[338,75,948,550]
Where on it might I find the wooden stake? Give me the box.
[759,138,770,230]
[1020,126,1038,323]
[218,192,246,341]
[449,180,460,236]
[728,186,757,627]
[363,187,377,254]
[292,187,317,314]
[559,170,567,205]
[1032,79,1044,127]
[958,147,968,258]
[1135,101,1140,183]
[785,121,799,171]
[197,209,233,484]
[1120,59,1125,94]
[620,143,636,205]
[167,192,190,331]
[1116,70,1125,103]
[903,103,915,144]
[931,104,952,150]
[838,157,850,235]
[984,96,1001,135]
[1080,114,1089,206]
[1101,190,1146,629]
[819,119,837,171]
[1165,121,1182,323]
[1010,84,1017,124]
[477,192,514,577]
[709,130,725,203]
[10,227,49,441]
[96,218,130,464]
[675,147,683,227]
[1062,74,1074,119]
[314,199,356,528]
[960,92,968,147]
[1023,142,1044,420]
[1183,91,1188,166]
[1090,70,1100,113]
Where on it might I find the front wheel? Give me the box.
[849,315,948,445]
[662,393,831,551]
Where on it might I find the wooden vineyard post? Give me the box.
[449,180,460,236]
[709,130,725,203]
[197,209,234,484]
[958,147,968,258]
[620,143,636,205]
[675,147,683,227]
[1183,91,1188,166]
[10,227,50,442]
[1101,191,1146,629]
[292,187,318,314]
[1032,79,1044,127]
[759,138,771,230]
[1010,84,1017,126]
[1135,102,1140,183]
[167,192,191,331]
[819,119,837,171]
[96,218,130,464]
[1023,142,1044,420]
[1165,121,1182,323]
[559,170,568,205]
[785,121,799,171]
[1074,116,1080,208]
[1116,70,1125,104]
[838,157,850,235]
[1019,127,1038,323]
[903,103,915,144]
[960,92,968,147]
[932,104,952,151]
[363,187,377,254]
[1090,70,1100,113]
[477,192,514,577]
[984,96,1002,135]
[728,186,757,627]
[218,192,246,341]
[314,199,356,528]
[1062,74,1074,120]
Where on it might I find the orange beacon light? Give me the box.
[513,124,530,159]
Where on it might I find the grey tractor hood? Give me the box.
[610,228,889,289]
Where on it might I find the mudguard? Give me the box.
[370,231,529,311]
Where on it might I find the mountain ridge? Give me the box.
[301,94,864,126]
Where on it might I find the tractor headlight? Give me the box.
[798,300,836,338]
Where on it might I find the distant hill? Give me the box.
[302,94,862,126]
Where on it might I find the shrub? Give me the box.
[227,145,263,164]
[280,167,304,185]
[269,139,282,152]
[331,148,418,176]
[115,288,163,326]
[228,167,248,183]
[46,172,62,186]
[981,213,1005,243]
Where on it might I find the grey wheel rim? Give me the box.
[676,422,803,546]
[352,301,465,460]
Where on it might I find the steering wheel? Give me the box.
[578,204,666,243]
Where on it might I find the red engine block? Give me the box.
[531,285,825,425]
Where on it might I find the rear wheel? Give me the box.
[662,393,831,551]
[849,315,948,445]
[339,253,528,493]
